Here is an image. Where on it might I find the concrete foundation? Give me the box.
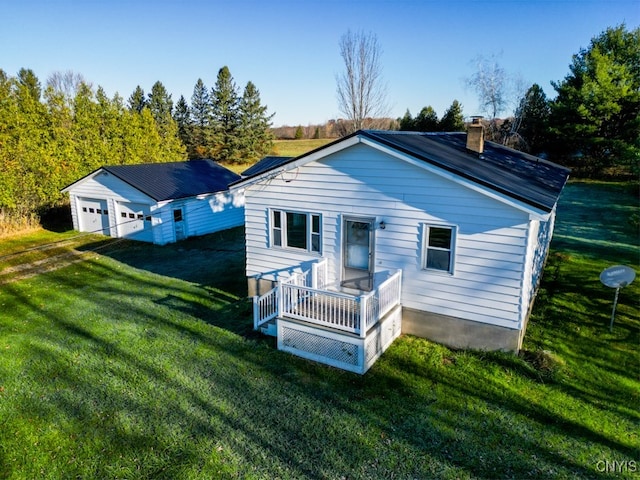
[402,307,522,352]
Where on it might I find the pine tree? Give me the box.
[398,109,415,131]
[516,85,550,154]
[147,81,174,134]
[17,68,41,102]
[414,106,439,132]
[549,24,639,173]
[127,85,146,113]
[236,81,274,163]
[438,100,465,132]
[173,95,192,154]
[210,66,240,162]
[190,78,213,158]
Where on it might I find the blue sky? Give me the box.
[2,0,638,127]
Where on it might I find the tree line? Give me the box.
[0,66,274,231]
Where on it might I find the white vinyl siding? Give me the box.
[244,142,531,329]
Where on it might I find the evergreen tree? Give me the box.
[236,81,274,163]
[294,125,304,139]
[398,109,415,131]
[17,68,41,102]
[438,100,465,132]
[127,85,146,112]
[516,84,550,154]
[147,81,173,129]
[549,24,640,174]
[414,106,439,131]
[190,78,213,158]
[173,95,192,154]
[210,66,240,161]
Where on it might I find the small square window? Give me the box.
[145,215,151,222]
[423,225,456,273]
[121,212,127,218]
[82,207,87,212]
[103,209,108,215]
[137,214,143,220]
[89,208,95,213]
[129,213,135,219]
[96,209,102,214]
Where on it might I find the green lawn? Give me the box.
[0,183,638,479]
[271,138,333,157]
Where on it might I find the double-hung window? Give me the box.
[423,224,456,273]
[271,210,321,253]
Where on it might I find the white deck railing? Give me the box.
[281,268,402,337]
[253,260,402,336]
[253,259,329,330]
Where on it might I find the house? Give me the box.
[231,122,570,374]
[62,159,244,245]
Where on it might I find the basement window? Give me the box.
[422,224,456,274]
[271,210,321,254]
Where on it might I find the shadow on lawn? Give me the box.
[5,249,638,478]
[75,226,256,338]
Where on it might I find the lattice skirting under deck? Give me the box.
[277,305,402,374]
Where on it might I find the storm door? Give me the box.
[341,217,375,291]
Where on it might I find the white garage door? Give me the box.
[78,198,110,236]
[117,202,153,242]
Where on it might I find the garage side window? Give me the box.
[271,210,321,253]
[422,224,456,273]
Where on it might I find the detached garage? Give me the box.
[62,159,244,245]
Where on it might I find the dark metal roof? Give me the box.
[102,159,240,201]
[241,156,294,177]
[360,130,570,213]
[234,130,570,213]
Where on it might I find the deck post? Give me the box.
[311,262,318,289]
[277,280,284,319]
[359,295,367,338]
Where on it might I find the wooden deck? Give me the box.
[252,259,402,373]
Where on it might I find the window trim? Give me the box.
[422,223,457,274]
[270,209,322,254]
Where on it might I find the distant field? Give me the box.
[270,138,333,157]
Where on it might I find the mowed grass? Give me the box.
[271,138,333,157]
[1,183,639,479]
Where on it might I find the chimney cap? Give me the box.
[470,115,484,125]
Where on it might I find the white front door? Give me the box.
[342,217,375,291]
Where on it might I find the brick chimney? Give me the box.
[466,116,484,154]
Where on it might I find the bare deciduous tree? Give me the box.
[336,30,389,134]
[46,70,90,105]
[466,54,507,121]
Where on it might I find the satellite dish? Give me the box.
[599,265,636,332]
[600,265,636,288]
